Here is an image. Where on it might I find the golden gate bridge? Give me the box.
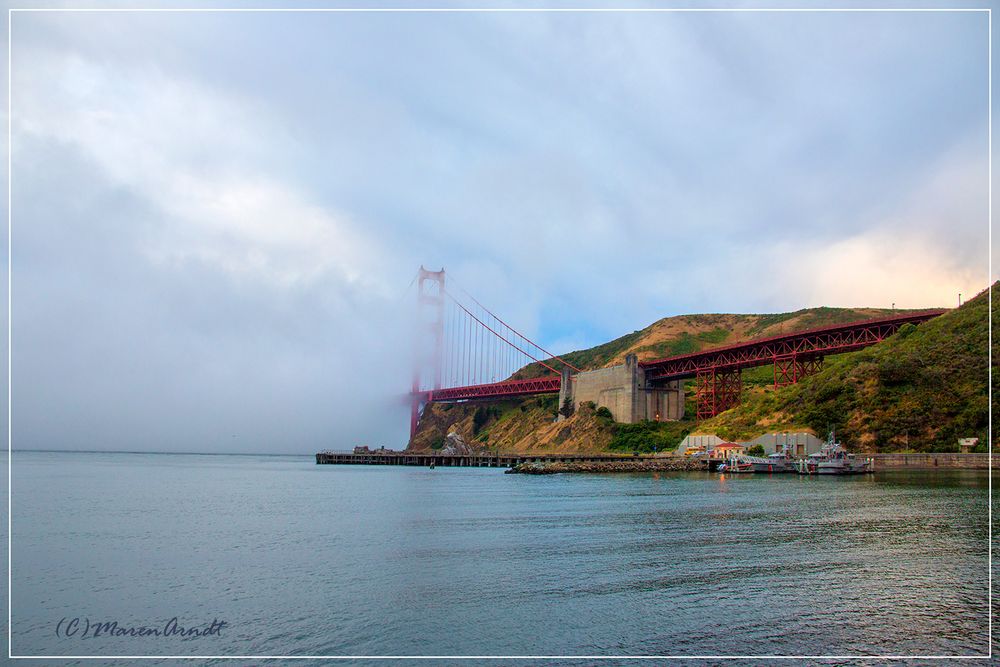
[409,266,945,438]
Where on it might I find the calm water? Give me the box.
[7,451,994,664]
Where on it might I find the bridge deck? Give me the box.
[420,309,946,401]
[640,308,946,380]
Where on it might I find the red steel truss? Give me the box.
[424,376,562,402]
[420,309,945,420]
[642,309,943,418]
[774,355,824,387]
[642,310,944,382]
[695,367,742,420]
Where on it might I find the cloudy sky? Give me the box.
[5,5,992,453]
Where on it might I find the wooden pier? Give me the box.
[315,450,647,467]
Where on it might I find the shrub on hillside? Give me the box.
[473,405,501,435]
[608,420,692,453]
[559,397,575,418]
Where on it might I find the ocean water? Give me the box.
[6,451,994,664]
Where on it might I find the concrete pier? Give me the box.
[316,451,652,467]
[316,451,998,470]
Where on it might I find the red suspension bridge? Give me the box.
[409,267,945,437]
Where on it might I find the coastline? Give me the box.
[871,452,996,470]
[505,452,999,474]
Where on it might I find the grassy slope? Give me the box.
[697,285,992,452]
[514,306,910,379]
[409,399,695,454]
[410,397,616,453]
[410,296,978,455]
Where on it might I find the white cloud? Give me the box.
[770,231,980,309]
[7,10,990,452]
[16,51,382,290]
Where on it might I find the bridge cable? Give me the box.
[447,281,581,373]
[444,289,562,377]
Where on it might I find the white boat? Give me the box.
[751,450,797,473]
[719,457,755,473]
[797,431,872,475]
[719,450,795,474]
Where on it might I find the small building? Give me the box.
[679,434,724,456]
[743,432,826,457]
[709,443,746,460]
[958,438,979,453]
[678,432,827,457]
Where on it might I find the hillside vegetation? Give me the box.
[409,294,984,455]
[697,285,992,452]
[410,397,615,453]
[515,306,909,378]
[409,398,695,454]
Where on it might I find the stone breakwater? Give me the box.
[505,458,705,474]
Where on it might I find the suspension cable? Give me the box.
[448,281,581,372]
[445,289,561,377]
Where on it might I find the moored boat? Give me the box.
[751,450,797,473]
[719,450,795,474]
[797,431,872,475]
[719,457,754,473]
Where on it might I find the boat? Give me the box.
[718,450,794,474]
[751,449,797,473]
[719,457,755,473]
[797,431,872,475]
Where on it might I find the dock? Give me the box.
[315,451,650,468]
[315,450,1000,471]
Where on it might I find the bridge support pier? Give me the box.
[645,381,684,421]
[409,395,422,440]
[695,367,742,420]
[773,355,824,388]
[557,355,682,423]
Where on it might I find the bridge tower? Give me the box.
[411,267,445,439]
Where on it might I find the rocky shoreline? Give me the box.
[504,458,705,474]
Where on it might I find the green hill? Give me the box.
[698,285,992,452]
[514,306,921,379]
[410,292,986,454]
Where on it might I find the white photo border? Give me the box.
[5,4,993,661]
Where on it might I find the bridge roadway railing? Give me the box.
[423,376,561,402]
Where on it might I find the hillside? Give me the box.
[411,397,614,454]
[697,284,993,452]
[410,398,693,455]
[409,294,984,455]
[515,306,910,378]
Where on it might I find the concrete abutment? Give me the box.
[558,354,685,424]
